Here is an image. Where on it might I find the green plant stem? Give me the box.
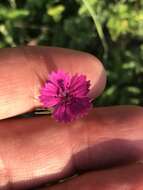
[82,0,108,58]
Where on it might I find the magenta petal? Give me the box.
[41,82,58,97]
[70,83,90,97]
[39,71,91,122]
[70,97,91,117]
[70,75,90,97]
[70,75,86,89]
[53,104,73,122]
[48,71,71,89]
[39,95,60,107]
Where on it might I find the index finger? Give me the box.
[0,46,106,119]
[0,106,143,190]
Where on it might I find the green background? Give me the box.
[0,0,143,106]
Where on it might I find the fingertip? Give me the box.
[39,47,107,99]
[82,52,107,99]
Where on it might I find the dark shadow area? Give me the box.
[74,139,142,172]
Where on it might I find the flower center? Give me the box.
[56,79,73,104]
[60,90,72,104]
[58,79,72,103]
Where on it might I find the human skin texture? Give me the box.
[0,46,106,119]
[0,47,142,190]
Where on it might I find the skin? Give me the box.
[0,46,142,190]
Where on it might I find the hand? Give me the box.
[0,47,143,190]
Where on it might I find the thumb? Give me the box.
[0,46,106,119]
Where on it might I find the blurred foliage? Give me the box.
[0,0,143,106]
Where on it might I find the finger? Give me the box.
[0,46,106,119]
[0,106,143,189]
[45,163,143,190]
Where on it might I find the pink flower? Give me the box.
[39,71,92,122]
